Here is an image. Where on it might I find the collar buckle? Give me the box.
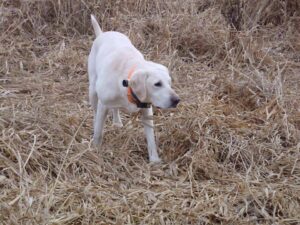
[122,80,129,87]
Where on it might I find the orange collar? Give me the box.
[122,66,151,108]
[127,66,137,105]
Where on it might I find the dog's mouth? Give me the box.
[154,105,179,110]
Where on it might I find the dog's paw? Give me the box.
[92,136,102,146]
[150,157,162,163]
[113,122,123,128]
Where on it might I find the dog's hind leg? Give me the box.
[93,101,108,146]
[112,108,123,127]
[89,88,98,112]
[89,89,98,129]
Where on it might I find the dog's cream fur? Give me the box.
[88,15,179,162]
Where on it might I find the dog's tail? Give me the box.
[91,14,102,37]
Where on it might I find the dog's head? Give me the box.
[129,63,180,109]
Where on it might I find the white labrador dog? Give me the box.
[88,15,180,162]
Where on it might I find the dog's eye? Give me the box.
[154,82,162,87]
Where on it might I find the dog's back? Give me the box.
[88,17,144,107]
[92,31,133,57]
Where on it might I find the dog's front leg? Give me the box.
[141,107,161,162]
[93,101,108,146]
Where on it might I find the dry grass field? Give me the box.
[1,0,300,224]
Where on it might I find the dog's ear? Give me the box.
[129,70,148,102]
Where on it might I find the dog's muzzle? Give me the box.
[170,96,180,108]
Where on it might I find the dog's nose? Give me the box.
[170,96,180,107]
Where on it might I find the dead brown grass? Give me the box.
[1,0,300,224]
